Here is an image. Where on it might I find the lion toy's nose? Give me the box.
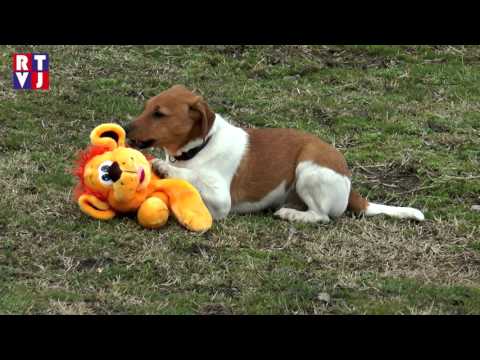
[107,162,123,182]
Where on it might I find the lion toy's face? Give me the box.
[74,123,156,213]
[83,146,152,204]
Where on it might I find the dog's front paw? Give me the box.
[152,159,171,179]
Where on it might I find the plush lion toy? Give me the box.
[73,123,212,232]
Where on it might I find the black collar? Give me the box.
[170,136,212,162]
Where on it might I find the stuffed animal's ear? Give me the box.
[78,194,116,220]
[90,123,126,150]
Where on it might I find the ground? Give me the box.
[0,45,479,314]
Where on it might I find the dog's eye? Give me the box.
[153,110,165,118]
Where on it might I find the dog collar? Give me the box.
[170,136,212,163]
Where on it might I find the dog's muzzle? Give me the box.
[127,139,156,149]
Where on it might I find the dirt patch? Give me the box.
[352,159,422,195]
[454,192,480,207]
[201,45,398,70]
[198,45,248,59]
[77,257,114,271]
[48,300,96,315]
[312,106,337,127]
[426,119,451,133]
[436,134,469,151]
[175,242,213,257]
[197,303,234,315]
[306,46,397,69]
[282,46,396,71]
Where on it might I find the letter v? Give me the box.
[16,72,29,88]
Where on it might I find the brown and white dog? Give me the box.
[125,85,425,223]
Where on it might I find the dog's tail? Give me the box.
[347,189,425,221]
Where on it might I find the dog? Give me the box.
[125,85,425,223]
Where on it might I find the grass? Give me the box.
[0,45,479,314]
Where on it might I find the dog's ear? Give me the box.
[189,97,215,140]
[90,123,126,150]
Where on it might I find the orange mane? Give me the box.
[72,145,111,202]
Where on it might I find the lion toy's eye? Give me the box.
[98,160,114,185]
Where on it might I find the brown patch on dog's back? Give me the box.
[230,128,351,205]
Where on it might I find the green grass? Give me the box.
[1,45,479,314]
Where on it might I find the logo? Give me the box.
[12,53,49,90]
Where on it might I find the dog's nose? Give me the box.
[107,161,122,182]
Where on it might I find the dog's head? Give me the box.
[126,85,215,155]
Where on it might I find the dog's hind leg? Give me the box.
[275,161,351,223]
[275,208,330,223]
